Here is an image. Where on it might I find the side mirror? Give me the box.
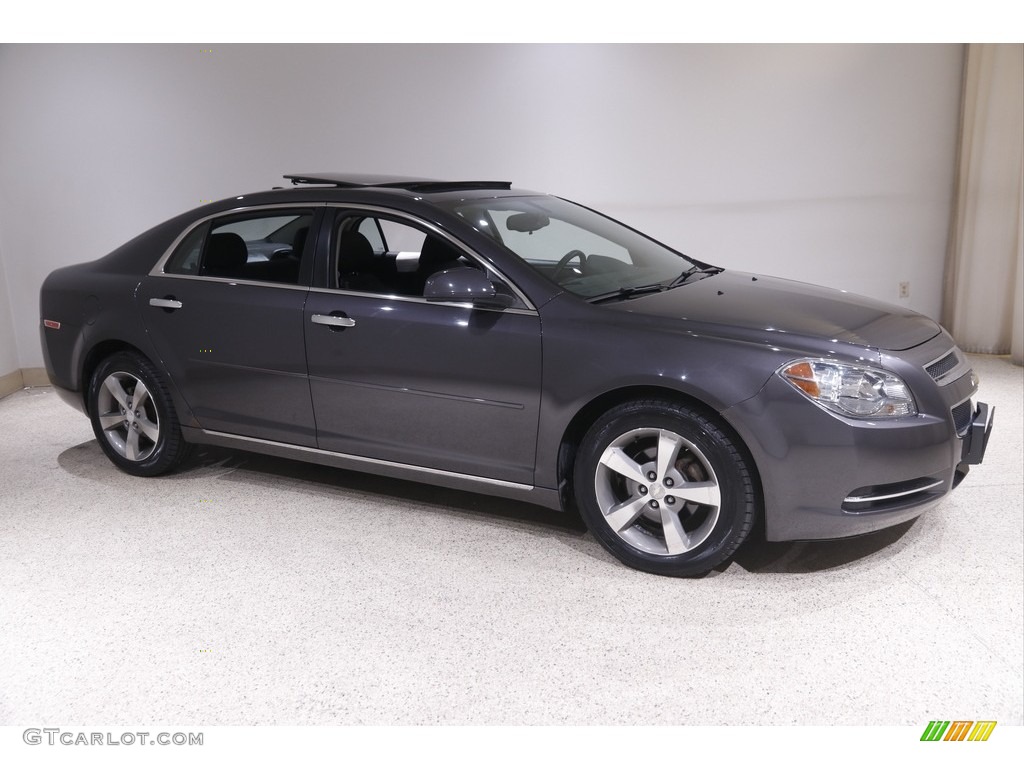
[424,266,515,308]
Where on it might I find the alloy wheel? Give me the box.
[594,427,722,556]
[95,371,161,462]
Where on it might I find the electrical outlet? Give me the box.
[898,281,910,299]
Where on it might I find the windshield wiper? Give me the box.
[586,264,724,304]
[666,263,722,288]
[586,283,667,304]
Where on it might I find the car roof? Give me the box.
[283,173,514,194]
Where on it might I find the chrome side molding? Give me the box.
[197,428,534,491]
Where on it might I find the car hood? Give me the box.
[606,271,941,351]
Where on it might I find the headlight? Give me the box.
[779,359,917,418]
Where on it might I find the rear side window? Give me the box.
[164,210,314,285]
[164,222,209,275]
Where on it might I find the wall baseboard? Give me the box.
[22,367,51,387]
[0,368,51,399]
[0,369,23,399]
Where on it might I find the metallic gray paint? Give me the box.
[303,291,542,485]
[139,276,317,446]
[609,271,941,352]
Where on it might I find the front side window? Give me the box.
[440,196,707,300]
[333,213,477,297]
[165,210,314,285]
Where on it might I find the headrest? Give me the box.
[338,230,374,272]
[418,236,462,273]
[203,232,248,277]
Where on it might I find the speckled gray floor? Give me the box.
[0,355,1021,725]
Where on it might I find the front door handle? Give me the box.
[149,297,183,310]
[311,313,356,329]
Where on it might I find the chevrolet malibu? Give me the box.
[39,174,994,576]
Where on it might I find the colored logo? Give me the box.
[921,721,996,742]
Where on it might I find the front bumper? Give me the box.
[722,359,994,542]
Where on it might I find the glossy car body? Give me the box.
[39,174,994,575]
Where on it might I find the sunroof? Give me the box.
[284,173,512,192]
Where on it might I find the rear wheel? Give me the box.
[574,399,757,576]
[87,351,190,476]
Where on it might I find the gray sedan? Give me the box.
[39,174,994,576]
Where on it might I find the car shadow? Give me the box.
[726,518,918,575]
[57,439,918,575]
[185,444,590,536]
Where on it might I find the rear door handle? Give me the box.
[149,297,183,310]
[311,313,356,328]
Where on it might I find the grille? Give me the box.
[952,400,972,435]
[926,350,959,381]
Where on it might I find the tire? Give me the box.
[574,399,757,577]
[87,351,191,477]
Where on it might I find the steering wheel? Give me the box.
[552,249,587,282]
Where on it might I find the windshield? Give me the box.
[440,195,708,299]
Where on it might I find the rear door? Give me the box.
[139,206,321,446]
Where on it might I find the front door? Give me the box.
[304,210,542,484]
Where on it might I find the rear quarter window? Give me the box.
[163,222,209,275]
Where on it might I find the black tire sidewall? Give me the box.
[575,401,755,576]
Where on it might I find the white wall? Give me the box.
[0,239,19,377]
[0,44,964,369]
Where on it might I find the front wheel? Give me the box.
[574,399,758,576]
[87,351,190,476]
